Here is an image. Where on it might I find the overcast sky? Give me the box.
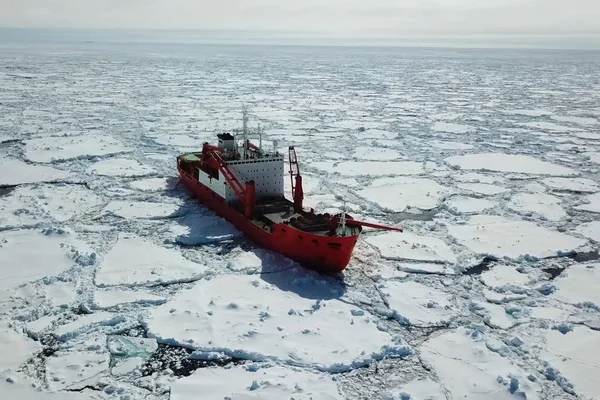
[1,0,599,37]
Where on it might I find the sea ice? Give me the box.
[381,378,446,400]
[93,289,165,309]
[445,196,496,213]
[508,192,567,221]
[167,211,242,245]
[46,348,110,391]
[357,177,451,212]
[95,234,207,287]
[430,140,474,150]
[457,182,509,195]
[353,146,401,161]
[431,122,475,134]
[481,265,530,288]
[102,200,180,219]
[314,161,425,176]
[542,177,599,193]
[17,184,104,222]
[0,322,42,373]
[420,328,541,399]
[54,311,124,341]
[447,215,587,259]
[541,326,600,399]
[86,158,154,177]
[575,221,600,242]
[170,365,344,400]
[365,231,457,264]
[0,159,72,187]
[380,281,455,326]
[574,193,600,213]
[0,378,95,399]
[551,263,600,306]
[144,274,404,371]
[445,153,577,176]
[0,192,42,229]
[0,229,94,291]
[129,177,176,192]
[24,135,129,163]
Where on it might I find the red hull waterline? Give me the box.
[178,168,360,274]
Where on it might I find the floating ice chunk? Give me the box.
[447,215,587,259]
[167,211,242,245]
[380,281,455,326]
[95,234,207,287]
[541,326,600,398]
[357,177,451,212]
[0,229,94,291]
[471,301,520,330]
[0,159,72,187]
[445,153,577,176]
[431,122,475,134]
[93,289,165,309]
[86,158,154,177]
[430,140,474,150]
[24,135,129,163]
[420,328,541,399]
[45,281,77,308]
[54,311,124,341]
[0,135,14,143]
[505,109,551,117]
[0,191,43,229]
[365,231,457,264]
[529,306,571,321]
[574,193,600,214]
[575,221,600,242]
[457,182,509,195]
[0,322,42,373]
[585,152,600,164]
[17,184,104,222]
[454,172,504,184]
[551,263,600,306]
[150,134,206,149]
[26,314,61,340]
[144,275,403,371]
[523,121,582,132]
[382,378,447,400]
[129,177,176,192]
[108,335,157,376]
[353,146,401,161]
[542,177,599,193]
[508,192,567,221]
[102,200,180,219]
[445,196,496,213]
[481,265,530,288]
[314,161,425,176]
[170,365,343,400]
[551,115,598,126]
[46,349,110,391]
[0,377,95,399]
[397,263,456,275]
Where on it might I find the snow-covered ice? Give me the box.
[0,159,72,187]
[575,221,600,242]
[170,365,344,400]
[95,234,207,287]
[457,182,509,195]
[551,263,600,306]
[24,135,129,163]
[508,192,567,221]
[574,193,600,213]
[144,274,407,371]
[102,200,180,219]
[445,153,577,176]
[86,158,154,177]
[445,196,496,213]
[357,177,450,212]
[0,322,42,373]
[542,177,599,193]
[365,231,457,264]
[447,215,587,259]
[314,161,425,176]
[93,289,165,309]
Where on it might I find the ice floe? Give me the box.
[0,321,42,373]
[508,192,567,221]
[365,231,457,264]
[457,182,509,195]
[17,184,104,222]
[551,263,600,306]
[86,158,154,177]
[353,146,400,161]
[144,274,407,371]
[445,153,577,176]
[95,234,207,287]
[24,135,129,163]
[445,196,496,213]
[0,229,95,291]
[46,346,110,390]
[129,177,176,192]
[574,193,600,213]
[170,365,344,400]
[54,311,124,341]
[431,122,475,134]
[102,200,180,219]
[166,211,242,245]
[93,289,165,309]
[480,265,530,288]
[430,140,474,150]
[420,327,541,399]
[314,161,425,176]
[380,281,455,326]
[447,215,587,259]
[0,159,72,187]
[357,177,450,212]
[382,378,446,400]
[542,177,599,193]
[575,221,600,242]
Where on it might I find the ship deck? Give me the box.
[252,197,334,236]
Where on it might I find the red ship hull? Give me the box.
[178,167,360,274]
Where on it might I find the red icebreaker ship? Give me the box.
[177,111,403,274]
